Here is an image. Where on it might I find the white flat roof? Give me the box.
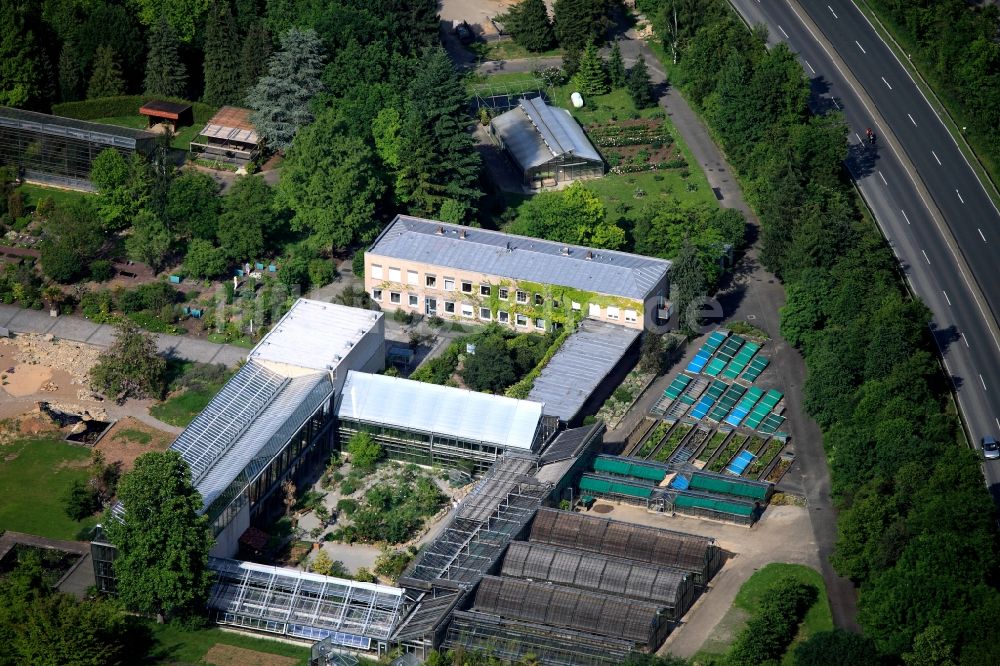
[248,299,382,373]
[338,371,544,451]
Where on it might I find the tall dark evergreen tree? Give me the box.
[501,0,555,52]
[87,45,126,99]
[394,48,482,219]
[203,0,241,106]
[1,0,46,109]
[239,21,271,96]
[552,0,611,53]
[144,14,187,97]
[608,40,626,88]
[672,237,707,336]
[247,27,325,151]
[573,44,609,96]
[628,54,655,109]
[58,40,85,102]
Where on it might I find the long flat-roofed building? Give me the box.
[365,215,671,332]
[337,371,545,474]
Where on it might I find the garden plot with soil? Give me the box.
[94,417,174,471]
[586,119,688,174]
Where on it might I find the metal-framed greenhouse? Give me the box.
[207,557,405,652]
[529,507,723,585]
[0,106,156,190]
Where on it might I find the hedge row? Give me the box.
[52,96,217,125]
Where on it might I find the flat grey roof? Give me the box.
[248,298,381,373]
[528,320,640,421]
[338,371,543,451]
[491,97,602,171]
[368,216,670,300]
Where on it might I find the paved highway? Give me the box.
[727,0,1000,499]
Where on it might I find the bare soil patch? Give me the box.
[202,644,297,666]
[95,417,173,471]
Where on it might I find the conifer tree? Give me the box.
[239,21,271,96]
[608,40,626,88]
[573,44,609,97]
[203,0,241,106]
[144,14,187,98]
[87,45,126,99]
[247,27,325,151]
[58,40,85,102]
[501,0,555,53]
[627,53,655,108]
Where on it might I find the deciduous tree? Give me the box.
[507,182,624,249]
[103,450,213,623]
[126,210,173,272]
[346,432,382,471]
[166,170,219,239]
[131,0,211,42]
[39,199,106,283]
[89,320,167,402]
[247,27,325,151]
[90,149,153,231]
[278,110,385,253]
[216,175,280,261]
[182,238,227,278]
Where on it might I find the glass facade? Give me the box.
[338,419,504,475]
[0,108,154,190]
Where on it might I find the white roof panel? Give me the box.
[338,371,543,450]
[249,298,382,372]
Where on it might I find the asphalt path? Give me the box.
[727,0,1000,501]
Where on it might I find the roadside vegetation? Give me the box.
[640,0,1000,661]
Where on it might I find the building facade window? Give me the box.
[444,278,455,291]
[409,294,418,308]
[425,297,437,315]
[534,318,545,330]
[589,303,601,316]
[371,264,383,280]
[480,284,491,297]
[461,281,473,293]
[515,314,528,327]
[572,301,581,310]
[479,307,491,320]
[371,289,382,301]
[444,301,456,314]
[388,267,401,282]
[607,306,620,319]
[534,293,543,306]
[498,287,509,300]
[625,309,637,322]
[516,290,528,304]
[407,270,418,286]
[426,275,437,288]
[461,304,474,318]
[390,292,401,304]
[498,311,509,323]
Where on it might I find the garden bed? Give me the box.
[748,438,784,479]
[652,423,692,462]
[765,455,794,484]
[637,421,670,458]
[698,430,730,463]
[708,434,747,473]
[586,119,687,174]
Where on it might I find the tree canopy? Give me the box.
[144,13,187,97]
[103,450,213,623]
[247,27,326,151]
[507,182,625,250]
[499,0,555,53]
[89,319,167,402]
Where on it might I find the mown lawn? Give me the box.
[468,70,548,98]
[693,562,833,665]
[145,623,313,665]
[0,437,98,540]
[472,39,563,62]
[92,115,203,152]
[150,386,225,427]
[18,183,93,210]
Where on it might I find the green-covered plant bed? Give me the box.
[653,423,692,462]
[709,434,746,473]
[698,430,729,462]
[751,439,786,479]
[638,422,670,458]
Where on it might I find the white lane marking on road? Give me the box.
[981,374,988,391]
[943,290,951,306]
[901,209,911,225]
[804,60,816,74]
[979,228,987,242]
[932,150,941,165]
[830,97,840,109]
[956,189,965,203]
[996,417,1000,430]
[908,113,917,126]
[962,332,970,348]
[855,40,866,54]
[881,76,892,89]
[879,171,887,185]
[829,5,839,18]
[778,25,789,38]
[922,249,931,264]
[855,132,863,144]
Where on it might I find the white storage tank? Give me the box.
[571,92,584,108]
